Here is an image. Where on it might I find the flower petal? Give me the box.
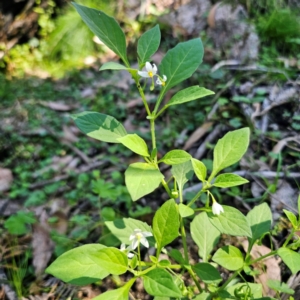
[138,71,150,78]
[145,62,152,71]
[131,239,139,250]
[140,237,149,248]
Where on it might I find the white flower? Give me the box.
[138,62,157,78]
[120,243,134,258]
[212,202,224,215]
[129,229,153,249]
[156,75,167,86]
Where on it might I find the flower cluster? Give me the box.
[138,62,167,89]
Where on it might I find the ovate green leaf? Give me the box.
[45,244,108,285]
[247,203,272,242]
[213,173,249,188]
[211,128,250,178]
[208,206,252,238]
[92,247,128,275]
[125,163,164,201]
[178,203,194,218]
[100,62,128,71]
[278,248,300,274]
[138,24,161,64]
[267,279,294,295]
[167,86,214,107]
[191,212,220,261]
[93,278,135,300]
[72,3,129,65]
[171,161,193,192]
[71,111,127,143]
[191,158,207,182]
[160,39,204,93]
[283,209,298,228]
[193,263,222,284]
[153,199,179,252]
[212,245,244,270]
[143,268,182,298]
[159,150,191,165]
[118,134,150,156]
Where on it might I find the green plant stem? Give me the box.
[136,81,151,116]
[187,188,205,207]
[187,268,203,293]
[161,178,172,198]
[137,243,142,272]
[283,230,295,247]
[249,249,277,265]
[180,217,189,263]
[155,105,168,119]
[150,119,156,151]
[219,270,239,291]
[153,90,165,114]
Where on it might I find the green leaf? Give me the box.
[247,203,272,242]
[298,194,300,217]
[143,268,182,298]
[213,173,249,188]
[160,39,204,93]
[4,211,36,235]
[92,247,128,275]
[267,279,294,295]
[226,283,262,298]
[211,128,250,178]
[159,150,191,165]
[137,24,161,64]
[192,263,222,284]
[45,244,109,285]
[193,292,210,300]
[105,218,152,245]
[153,199,180,252]
[167,86,214,107]
[283,209,298,228]
[168,249,185,265]
[171,161,194,192]
[278,248,300,274]
[191,158,207,182]
[93,278,135,300]
[178,203,194,218]
[212,245,244,271]
[71,111,127,143]
[191,212,220,261]
[125,162,164,201]
[118,134,150,157]
[72,3,128,65]
[207,206,252,238]
[100,62,128,71]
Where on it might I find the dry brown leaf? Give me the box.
[32,155,74,177]
[183,121,214,150]
[270,180,298,220]
[38,101,78,111]
[32,223,54,277]
[269,136,300,166]
[241,239,281,297]
[80,87,96,98]
[0,168,13,192]
[61,125,79,143]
